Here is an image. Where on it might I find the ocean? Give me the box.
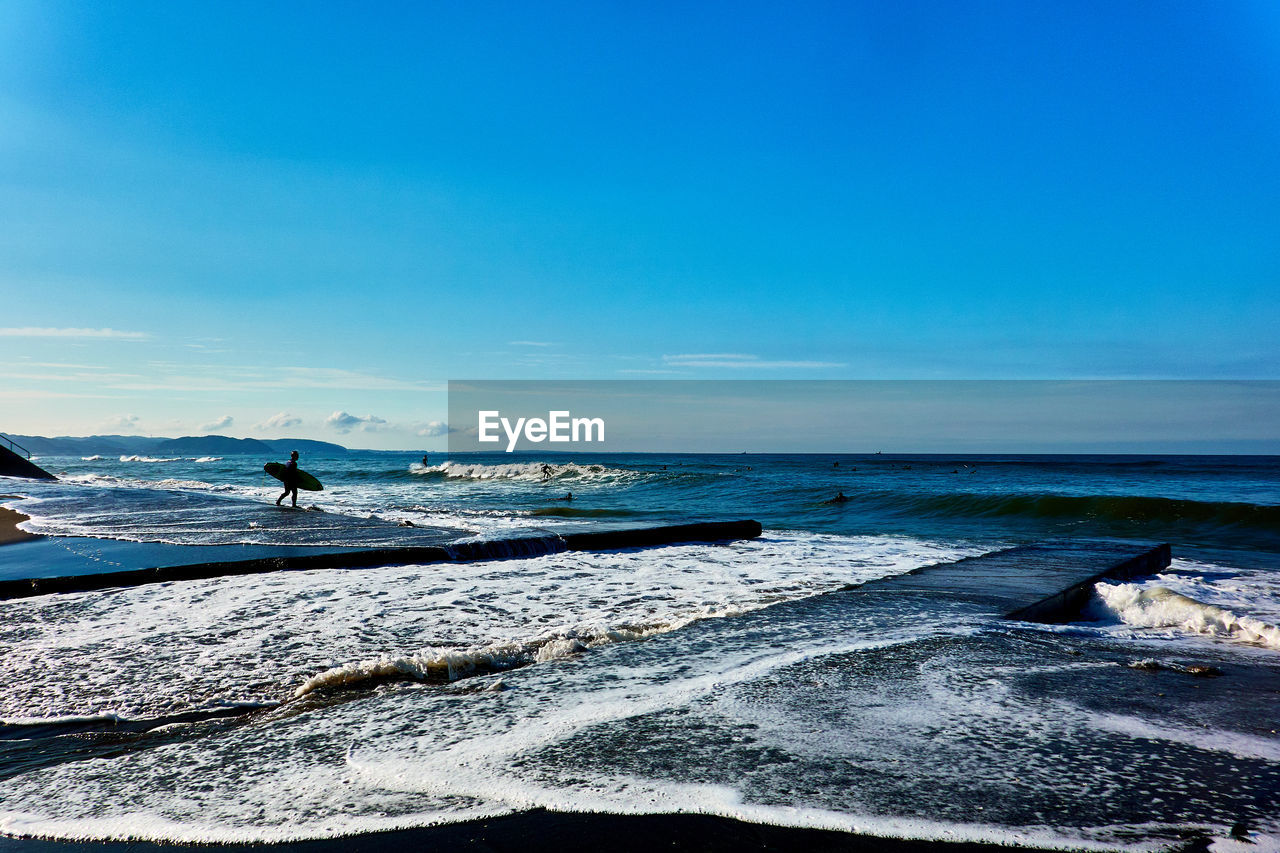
[2,452,1279,849]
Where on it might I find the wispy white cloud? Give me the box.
[201,414,234,431]
[0,389,119,399]
[325,411,387,433]
[661,353,846,369]
[0,327,149,339]
[12,361,103,369]
[18,364,440,393]
[257,412,302,430]
[267,367,434,391]
[1,369,146,384]
[508,340,556,347]
[102,413,141,432]
[416,420,450,437]
[662,353,758,361]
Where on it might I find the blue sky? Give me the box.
[1,1,1277,448]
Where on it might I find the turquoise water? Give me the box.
[1,453,1278,848]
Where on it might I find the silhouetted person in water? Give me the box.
[422,454,429,466]
[276,450,300,507]
[561,492,574,501]
[541,464,553,481]
[828,491,849,504]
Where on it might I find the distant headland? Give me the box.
[7,435,351,457]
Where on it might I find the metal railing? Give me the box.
[0,433,32,459]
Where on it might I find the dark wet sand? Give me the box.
[0,810,1071,853]
[0,506,39,545]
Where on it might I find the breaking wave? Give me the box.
[294,618,723,698]
[1093,582,1280,650]
[412,461,644,483]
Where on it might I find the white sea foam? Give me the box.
[0,532,976,719]
[0,555,1265,848]
[80,455,103,461]
[119,455,182,463]
[13,456,639,543]
[294,644,534,696]
[19,469,520,541]
[349,504,551,538]
[422,460,645,483]
[0,803,1156,850]
[40,472,266,498]
[1085,712,1280,761]
[1093,577,1280,651]
[7,477,435,547]
[0,712,123,727]
[294,612,750,698]
[5,464,1277,848]
[333,627,1169,853]
[0,532,1024,846]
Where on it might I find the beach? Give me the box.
[1,453,1278,850]
[0,503,38,545]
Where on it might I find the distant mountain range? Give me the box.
[6,434,350,457]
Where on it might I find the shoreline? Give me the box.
[0,810,1078,853]
[0,505,39,546]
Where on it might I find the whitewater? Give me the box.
[1,451,1278,850]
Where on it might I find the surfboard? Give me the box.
[263,462,323,491]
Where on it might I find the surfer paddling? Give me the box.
[276,450,300,507]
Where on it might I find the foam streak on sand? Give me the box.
[1085,712,1280,762]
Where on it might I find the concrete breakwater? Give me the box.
[838,539,1172,623]
[0,519,764,600]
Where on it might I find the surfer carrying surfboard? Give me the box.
[276,450,300,507]
[264,454,323,504]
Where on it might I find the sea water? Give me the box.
[1,453,1278,848]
